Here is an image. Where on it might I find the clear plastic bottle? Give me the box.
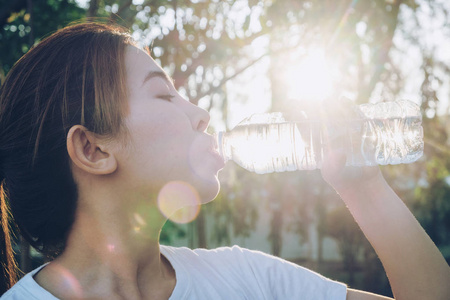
[215,100,424,174]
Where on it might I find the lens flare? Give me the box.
[131,213,147,233]
[49,263,83,298]
[157,181,201,223]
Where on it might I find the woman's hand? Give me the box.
[320,148,384,198]
[317,97,383,196]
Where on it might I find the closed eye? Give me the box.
[157,94,176,101]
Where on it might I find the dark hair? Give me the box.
[0,22,135,293]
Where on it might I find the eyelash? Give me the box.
[157,94,176,101]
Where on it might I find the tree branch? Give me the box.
[27,0,33,46]
[190,51,268,105]
[358,0,403,103]
[87,0,99,17]
[116,0,133,16]
[190,34,307,105]
[109,0,134,25]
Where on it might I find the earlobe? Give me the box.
[67,125,117,175]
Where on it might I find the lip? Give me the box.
[208,135,225,169]
[210,149,225,169]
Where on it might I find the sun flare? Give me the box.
[284,47,335,102]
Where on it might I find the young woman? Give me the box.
[0,23,449,300]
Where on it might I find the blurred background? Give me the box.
[1,0,450,297]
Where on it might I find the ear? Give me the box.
[67,125,117,175]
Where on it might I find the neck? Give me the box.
[37,186,175,299]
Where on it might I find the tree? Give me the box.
[0,0,86,80]
[326,206,364,286]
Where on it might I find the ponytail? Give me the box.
[0,179,17,295]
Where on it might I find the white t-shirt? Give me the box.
[1,245,347,299]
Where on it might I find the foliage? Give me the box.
[160,220,187,244]
[326,206,364,285]
[0,0,85,79]
[208,165,261,246]
[413,156,450,248]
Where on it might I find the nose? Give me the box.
[185,100,210,132]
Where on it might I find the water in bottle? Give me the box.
[215,100,423,174]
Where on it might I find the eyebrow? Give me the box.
[142,70,174,87]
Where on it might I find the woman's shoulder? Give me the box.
[160,244,255,261]
[161,244,296,262]
[160,244,320,275]
[159,245,347,299]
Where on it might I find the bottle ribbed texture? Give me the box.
[217,100,423,174]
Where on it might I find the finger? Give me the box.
[321,97,360,153]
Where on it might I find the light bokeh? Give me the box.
[157,181,201,224]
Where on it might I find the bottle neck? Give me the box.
[214,131,229,162]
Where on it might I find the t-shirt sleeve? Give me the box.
[0,264,58,300]
[233,245,347,300]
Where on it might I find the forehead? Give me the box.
[125,45,162,85]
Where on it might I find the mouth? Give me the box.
[208,135,225,169]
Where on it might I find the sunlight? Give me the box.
[284,48,335,102]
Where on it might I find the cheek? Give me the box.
[129,109,182,147]
[131,121,190,169]
[124,104,194,174]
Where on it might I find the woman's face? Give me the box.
[116,46,224,203]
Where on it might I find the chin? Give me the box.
[197,175,221,204]
[156,175,220,224]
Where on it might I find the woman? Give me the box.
[0,22,449,300]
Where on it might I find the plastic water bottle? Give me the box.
[215,100,423,174]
